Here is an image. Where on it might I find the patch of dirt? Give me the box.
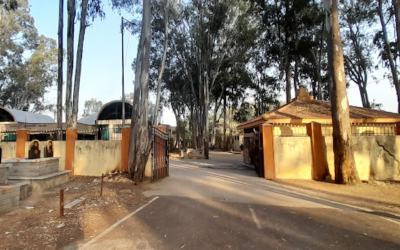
[0,174,150,250]
[273,179,400,216]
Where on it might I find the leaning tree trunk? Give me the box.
[65,0,75,126]
[128,0,152,182]
[153,0,170,126]
[71,0,88,128]
[394,0,400,57]
[57,0,63,140]
[325,0,360,184]
[379,0,400,113]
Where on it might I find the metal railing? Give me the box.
[322,123,396,136]
[96,127,123,141]
[0,130,17,142]
[30,129,66,141]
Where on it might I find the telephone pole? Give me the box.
[121,16,125,126]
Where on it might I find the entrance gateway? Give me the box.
[151,127,169,182]
[244,130,264,178]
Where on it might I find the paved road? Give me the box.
[78,151,400,250]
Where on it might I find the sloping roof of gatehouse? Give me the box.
[237,88,400,130]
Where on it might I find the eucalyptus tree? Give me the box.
[341,0,376,108]
[325,0,360,184]
[152,0,170,126]
[165,0,258,157]
[65,0,105,128]
[57,0,64,139]
[0,1,58,112]
[375,0,400,112]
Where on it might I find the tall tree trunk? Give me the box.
[294,12,299,93]
[57,0,63,140]
[128,0,152,182]
[182,119,186,151]
[223,95,226,151]
[229,105,233,151]
[204,74,209,159]
[153,0,170,126]
[284,0,291,103]
[211,99,218,149]
[71,0,88,128]
[285,54,292,103]
[325,0,360,184]
[393,0,400,55]
[318,14,325,100]
[65,0,75,126]
[175,113,180,153]
[379,0,400,113]
[190,107,195,149]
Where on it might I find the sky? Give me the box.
[28,0,399,127]
[29,0,174,125]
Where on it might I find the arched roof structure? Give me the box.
[0,106,55,123]
[96,101,133,121]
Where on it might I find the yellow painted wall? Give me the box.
[323,136,400,181]
[0,142,16,159]
[274,137,313,179]
[74,141,121,176]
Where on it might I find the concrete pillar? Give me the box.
[121,127,131,173]
[261,125,275,180]
[16,129,29,158]
[65,128,77,177]
[306,122,329,181]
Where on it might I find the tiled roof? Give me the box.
[237,99,400,130]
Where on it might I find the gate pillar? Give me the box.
[306,122,329,181]
[121,127,131,173]
[261,125,275,180]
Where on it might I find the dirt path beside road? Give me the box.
[273,179,400,216]
[0,175,149,250]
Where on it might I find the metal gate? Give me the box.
[151,127,169,182]
[244,130,263,177]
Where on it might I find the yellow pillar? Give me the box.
[16,129,29,158]
[307,122,329,181]
[65,128,77,177]
[261,125,276,180]
[121,127,131,173]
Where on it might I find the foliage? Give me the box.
[82,98,103,117]
[0,1,57,112]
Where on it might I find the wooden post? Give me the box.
[65,128,77,176]
[261,125,275,180]
[306,122,329,181]
[121,127,131,173]
[16,129,30,158]
[60,189,64,217]
[396,122,400,135]
[100,173,104,196]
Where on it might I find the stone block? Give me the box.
[0,202,13,213]
[0,166,9,185]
